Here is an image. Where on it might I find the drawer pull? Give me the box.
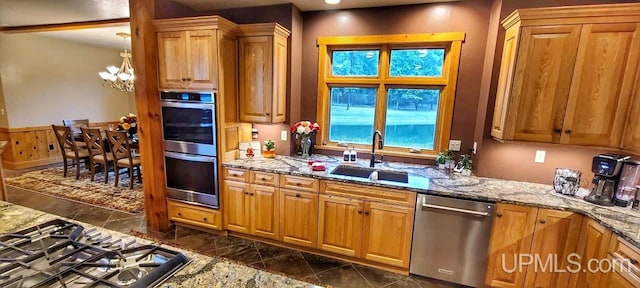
[261,177,266,181]
[244,191,249,195]
[203,217,207,221]
[553,128,562,133]
[539,219,546,224]
[565,130,571,134]
[631,258,639,265]
[295,194,301,197]
[295,182,301,186]
[364,211,370,215]
[496,213,503,218]
[358,209,363,214]
[250,192,254,196]
[177,212,182,216]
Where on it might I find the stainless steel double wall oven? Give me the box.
[161,91,220,208]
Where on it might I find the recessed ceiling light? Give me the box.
[326,0,340,4]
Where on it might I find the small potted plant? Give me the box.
[263,139,276,158]
[435,150,454,169]
[456,154,473,176]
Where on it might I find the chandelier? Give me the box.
[99,32,134,92]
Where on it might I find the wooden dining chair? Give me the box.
[52,125,90,179]
[80,127,113,183]
[63,119,89,148]
[106,130,141,189]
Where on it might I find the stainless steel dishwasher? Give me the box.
[410,194,495,287]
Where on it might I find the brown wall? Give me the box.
[475,0,640,186]
[300,1,493,164]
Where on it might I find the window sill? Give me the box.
[313,144,437,160]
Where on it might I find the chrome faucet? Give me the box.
[370,130,384,167]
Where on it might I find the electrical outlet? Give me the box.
[448,140,462,152]
[0,109,5,116]
[280,130,288,141]
[534,150,546,163]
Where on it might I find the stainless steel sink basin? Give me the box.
[329,165,409,183]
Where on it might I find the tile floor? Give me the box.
[4,169,462,288]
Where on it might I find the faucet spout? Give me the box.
[370,130,383,167]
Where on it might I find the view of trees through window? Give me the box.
[328,49,444,149]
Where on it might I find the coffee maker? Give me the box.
[584,154,630,206]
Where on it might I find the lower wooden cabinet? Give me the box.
[167,199,223,231]
[604,236,640,288]
[280,189,318,248]
[569,219,613,288]
[223,180,279,240]
[317,194,414,268]
[486,204,583,288]
[604,271,638,288]
[486,204,538,288]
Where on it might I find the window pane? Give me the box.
[332,50,380,77]
[385,88,440,150]
[329,87,377,144]
[389,49,444,77]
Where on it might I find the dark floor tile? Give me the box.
[216,242,261,264]
[248,260,266,270]
[255,241,296,261]
[303,274,322,286]
[301,251,349,274]
[107,210,141,221]
[316,264,372,288]
[213,235,253,250]
[353,264,403,287]
[263,252,314,278]
[37,199,83,219]
[72,205,113,227]
[407,275,463,288]
[103,217,144,234]
[173,229,216,253]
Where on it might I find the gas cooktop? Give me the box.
[0,219,189,288]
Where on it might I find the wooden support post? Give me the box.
[129,0,169,232]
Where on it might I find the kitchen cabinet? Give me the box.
[167,199,222,231]
[157,30,218,90]
[237,23,290,123]
[569,219,613,288]
[280,189,318,248]
[486,204,583,288]
[491,5,640,149]
[603,235,640,288]
[318,181,416,268]
[223,169,279,240]
[486,204,538,288]
[621,66,640,155]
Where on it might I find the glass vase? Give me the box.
[301,135,312,157]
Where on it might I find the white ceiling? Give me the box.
[174,0,457,12]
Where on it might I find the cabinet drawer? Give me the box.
[251,171,279,186]
[280,175,318,192]
[168,200,222,230]
[609,236,640,283]
[223,167,248,182]
[321,181,416,207]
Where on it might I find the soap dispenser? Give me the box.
[350,145,358,162]
[343,147,350,162]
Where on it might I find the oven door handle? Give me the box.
[161,101,214,109]
[165,151,215,163]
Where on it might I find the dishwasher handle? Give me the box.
[421,203,490,217]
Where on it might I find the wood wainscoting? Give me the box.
[0,121,119,170]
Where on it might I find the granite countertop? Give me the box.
[0,201,319,288]
[223,155,640,249]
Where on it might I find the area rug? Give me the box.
[5,166,143,213]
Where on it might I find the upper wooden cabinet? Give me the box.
[237,23,290,123]
[491,4,640,149]
[154,16,237,91]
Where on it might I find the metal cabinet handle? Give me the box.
[181,78,186,81]
[186,77,192,81]
[266,113,270,116]
[177,212,182,216]
[261,177,266,181]
[203,218,207,221]
[565,130,571,134]
[364,211,370,215]
[295,194,301,197]
[357,210,363,214]
[496,213,503,218]
[243,191,249,195]
[295,182,301,186]
[553,128,562,133]
[249,192,254,196]
[539,219,546,224]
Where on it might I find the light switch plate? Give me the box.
[449,140,462,152]
[281,130,288,141]
[534,150,546,163]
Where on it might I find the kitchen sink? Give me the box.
[329,165,409,183]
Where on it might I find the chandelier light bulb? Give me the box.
[99,32,135,92]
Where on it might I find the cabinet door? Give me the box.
[621,76,640,154]
[250,184,279,240]
[562,23,640,147]
[524,209,583,288]
[157,31,187,89]
[486,204,538,288]
[271,34,287,123]
[506,25,581,142]
[185,30,218,90]
[239,36,273,123]
[569,219,613,288]
[223,180,250,234]
[280,189,318,248]
[492,24,520,139]
[361,202,414,268]
[602,270,637,288]
[317,194,364,257]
